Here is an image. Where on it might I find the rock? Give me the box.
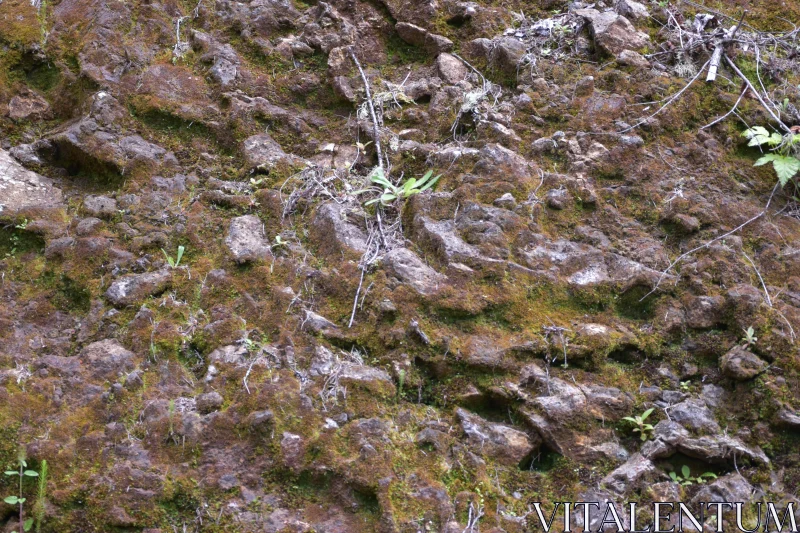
[520,236,663,291]
[310,202,368,258]
[309,345,394,395]
[225,215,273,264]
[302,311,339,335]
[456,408,539,466]
[245,410,275,431]
[35,355,82,376]
[617,49,650,68]
[669,398,720,433]
[202,43,240,86]
[720,346,767,380]
[208,345,249,365]
[0,148,63,217]
[683,295,725,329]
[280,432,305,471]
[545,188,569,209]
[776,405,800,429]
[46,92,173,178]
[118,136,176,170]
[615,0,650,20]
[382,247,446,295]
[395,22,453,54]
[493,193,516,209]
[490,37,527,75]
[691,473,756,505]
[83,195,118,218]
[242,133,299,171]
[574,9,650,56]
[76,217,104,236]
[196,392,224,414]
[668,212,701,233]
[642,420,769,465]
[436,53,468,84]
[7,90,51,121]
[601,453,657,495]
[79,339,136,380]
[105,269,171,307]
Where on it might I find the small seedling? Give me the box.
[4,451,39,533]
[162,245,185,268]
[742,326,758,347]
[272,235,289,251]
[622,408,656,441]
[33,460,46,533]
[669,465,717,486]
[356,168,441,206]
[397,369,406,401]
[680,381,691,392]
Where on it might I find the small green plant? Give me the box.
[272,235,289,253]
[166,399,179,445]
[37,0,48,45]
[357,168,441,206]
[742,326,758,347]
[397,369,406,401]
[622,408,656,441]
[742,125,800,186]
[162,245,185,268]
[680,380,691,392]
[4,451,39,533]
[32,460,46,533]
[669,465,717,486]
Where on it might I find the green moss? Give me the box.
[0,226,45,258]
[614,285,660,321]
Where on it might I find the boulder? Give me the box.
[617,49,651,68]
[669,398,721,433]
[105,269,172,307]
[309,202,368,258]
[456,408,539,466]
[574,9,649,56]
[776,406,800,429]
[196,392,224,414]
[395,22,453,54]
[614,0,649,20]
[83,195,118,218]
[691,473,756,505]
[79,339,136,380]
[489,37,527,75]
[0,148,63,217]
[242,133,298,171]
[225,215,273,264]
[642,420,769,465]
[382,247,446,295]
[601,453,658,495]
[436,53,469,84]
[46,92,174,179]
[720,346,767,380]
[7,90,51,121]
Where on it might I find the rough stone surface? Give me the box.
[382,247,446,295]
[79,339,136,380]
[105,269,172,307]
[0,148,63,216]
[225,215,273,263]
[720,346,768,380]
[457,408,539,466]
[575,9,650,55]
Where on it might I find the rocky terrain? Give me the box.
[1,0,800,530]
